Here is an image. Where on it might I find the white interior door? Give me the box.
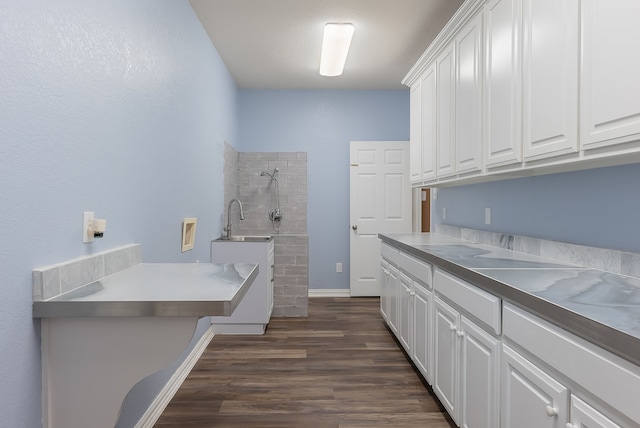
[349,141,411,296]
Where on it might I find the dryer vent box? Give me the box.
[181,218,197,252]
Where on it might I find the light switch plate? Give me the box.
[485,207,491,225]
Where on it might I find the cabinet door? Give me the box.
[388,265,399,334]
[434,296,459,423]
[421,65,437,181]
[522,0,578,161]
[398,272,413,354]
[569,395,621,428]
[267,242,275,316]
[581,0,640,150]
[459,316,500,428]
[380,260,390,322]
[502,344,568,428]
[484,0,522,168]
[413,282,432,385]
[436,44,456,178]
[410,81,423,184]
[455,12,483,174]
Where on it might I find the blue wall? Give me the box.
[0,1,237,426]
[238,90,410,290]
[433,163,640,253]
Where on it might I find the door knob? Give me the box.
[352,225,358,230]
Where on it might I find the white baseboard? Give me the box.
[308,289,351,298]
[134,326,215,428]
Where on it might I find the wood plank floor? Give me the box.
[155,297,456,428]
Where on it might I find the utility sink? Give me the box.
[216,235,272,242]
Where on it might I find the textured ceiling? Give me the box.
[189,0,464,90]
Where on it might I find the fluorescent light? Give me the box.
[319,23,354,77]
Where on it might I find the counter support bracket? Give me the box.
[41,317,198,428]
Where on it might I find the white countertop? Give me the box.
[33,262,259,318]
[380,232,640,366]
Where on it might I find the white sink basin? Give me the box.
[216,235,272,242]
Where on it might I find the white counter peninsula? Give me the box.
[32,244,258,428]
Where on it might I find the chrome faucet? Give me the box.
[224,199,245,239]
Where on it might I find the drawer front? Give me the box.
[381,242,399,265]
[434,268,501,335]
[399,251,432,288]
[503,303,640,425]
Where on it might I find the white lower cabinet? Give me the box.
[502,344,568,428]
[382,243,639,428]
[502,303,638,427]
[569,395,621,428]
[434,297,459,420]
[381,248,434,385]
[387,264,399,335]
[434,296,500,427]
[459,315,500,428]
[413,282,433,384]
[380,259,390,323]
[210,239,274,334]
[398,272,414,354]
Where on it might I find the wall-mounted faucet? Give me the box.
[224,198,244,240]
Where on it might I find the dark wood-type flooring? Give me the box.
[155,297,456,428]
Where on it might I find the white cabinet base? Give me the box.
[212,322,267,335]
[211,239,274,335]
[41,317,197,428]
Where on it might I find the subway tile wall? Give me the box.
[236,151,307,236]
[33,244,141,301]
[224,144,308,317]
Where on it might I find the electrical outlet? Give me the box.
[336,263,343,273]
[83,212,95,243]
[485,207,491,225]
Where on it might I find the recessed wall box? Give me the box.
[181,218,197,252]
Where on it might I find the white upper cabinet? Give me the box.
[409,81,423,184]
[484,0,522,168]
[580,0,640,151]
[436,44,457,178]
[421,65,437,181]
[522,0,579,161]
[404,0,640,186]
[455,12,484,174]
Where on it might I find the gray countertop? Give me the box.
[380,233,640,366]
[33,262,258,318]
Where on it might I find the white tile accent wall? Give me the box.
[437,224,640,280]
[33,244,141,301]
[223,146,309,317]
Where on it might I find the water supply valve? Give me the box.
[83,212,107,243]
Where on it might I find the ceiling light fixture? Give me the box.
[319,23,355,77]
